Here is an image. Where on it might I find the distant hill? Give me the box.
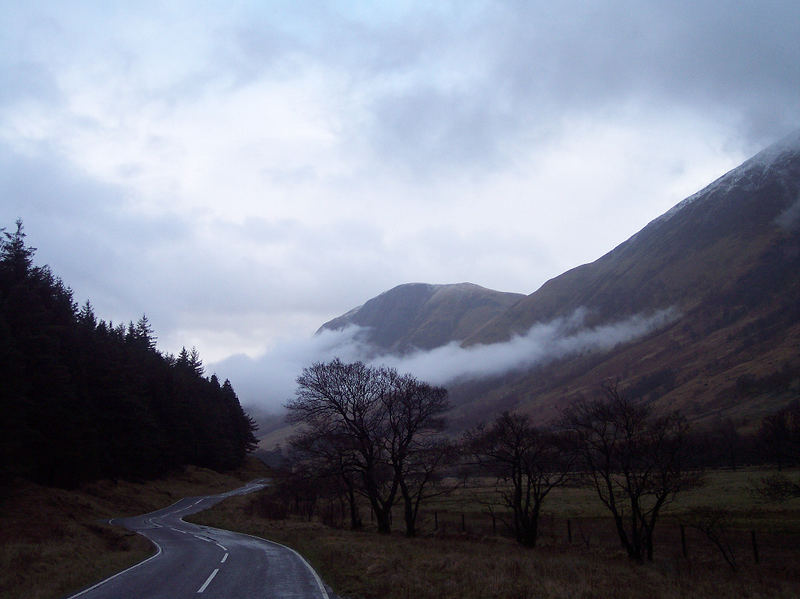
[312,132,800,431]
[317,282,525,353]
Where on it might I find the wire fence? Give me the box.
[405,508,799,569]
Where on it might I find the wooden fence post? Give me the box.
[680,524,687,558]
[751,530,760,564]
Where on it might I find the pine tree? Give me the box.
[0,219,36,281]
[189,346,204,376]
[78,300,97,329]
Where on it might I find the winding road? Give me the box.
[66,481,330,599]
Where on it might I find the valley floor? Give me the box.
[3,463,798,599]
[188,467,800,599]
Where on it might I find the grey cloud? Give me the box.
[0,142,405,349]
[294,1,800,170]
[367,86,517,175]
[0,141,193,323]
[513,2,800,145]
[11,2,797,180]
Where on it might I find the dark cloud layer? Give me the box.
[225,2,800,173]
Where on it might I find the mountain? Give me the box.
[317,282,525,353]
[449,131,800,427]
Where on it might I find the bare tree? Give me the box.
[684,507,739,571]
[381,370,452,536]
[466,411,572,547]
[286,359,449,535]
[758,401,800,470]
[562,380,698,562]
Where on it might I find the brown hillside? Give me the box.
[450,132,800,427]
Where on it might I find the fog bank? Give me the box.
[210,307,678,411]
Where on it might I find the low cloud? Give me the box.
[377,308,679,386]
[208,326,374,410]
[211,307,678,411]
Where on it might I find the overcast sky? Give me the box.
[2,1,799,382]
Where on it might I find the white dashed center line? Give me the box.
[197,569,219,593]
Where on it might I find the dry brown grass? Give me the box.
[189,467,800,599]
[0,458,269,599]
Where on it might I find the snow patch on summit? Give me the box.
[643,129,800,231]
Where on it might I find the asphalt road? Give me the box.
[66,480,330,599]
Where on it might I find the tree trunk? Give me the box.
[347,486,362,530]
[404,501,416,537]
[375,507,392,534]
[399,479,418,537]
[611,512,638,561]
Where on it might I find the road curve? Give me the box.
[66,480,330,599]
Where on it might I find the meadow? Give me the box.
[189,467,800,599]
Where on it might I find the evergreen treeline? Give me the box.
[0,220,258,489]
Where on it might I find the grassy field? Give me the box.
[0,458,269,599]
[189,467,800,599]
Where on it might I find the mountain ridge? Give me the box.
[314,131,800,429]
[465,130,800,347]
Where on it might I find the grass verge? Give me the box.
[0,458,269,599]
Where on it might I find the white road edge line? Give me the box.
[192,526,330,599]
[272,540,330,599]
[66,481,266,598]
[65,538,163,599]
[197,568,219,593]
[221,553,228,563]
